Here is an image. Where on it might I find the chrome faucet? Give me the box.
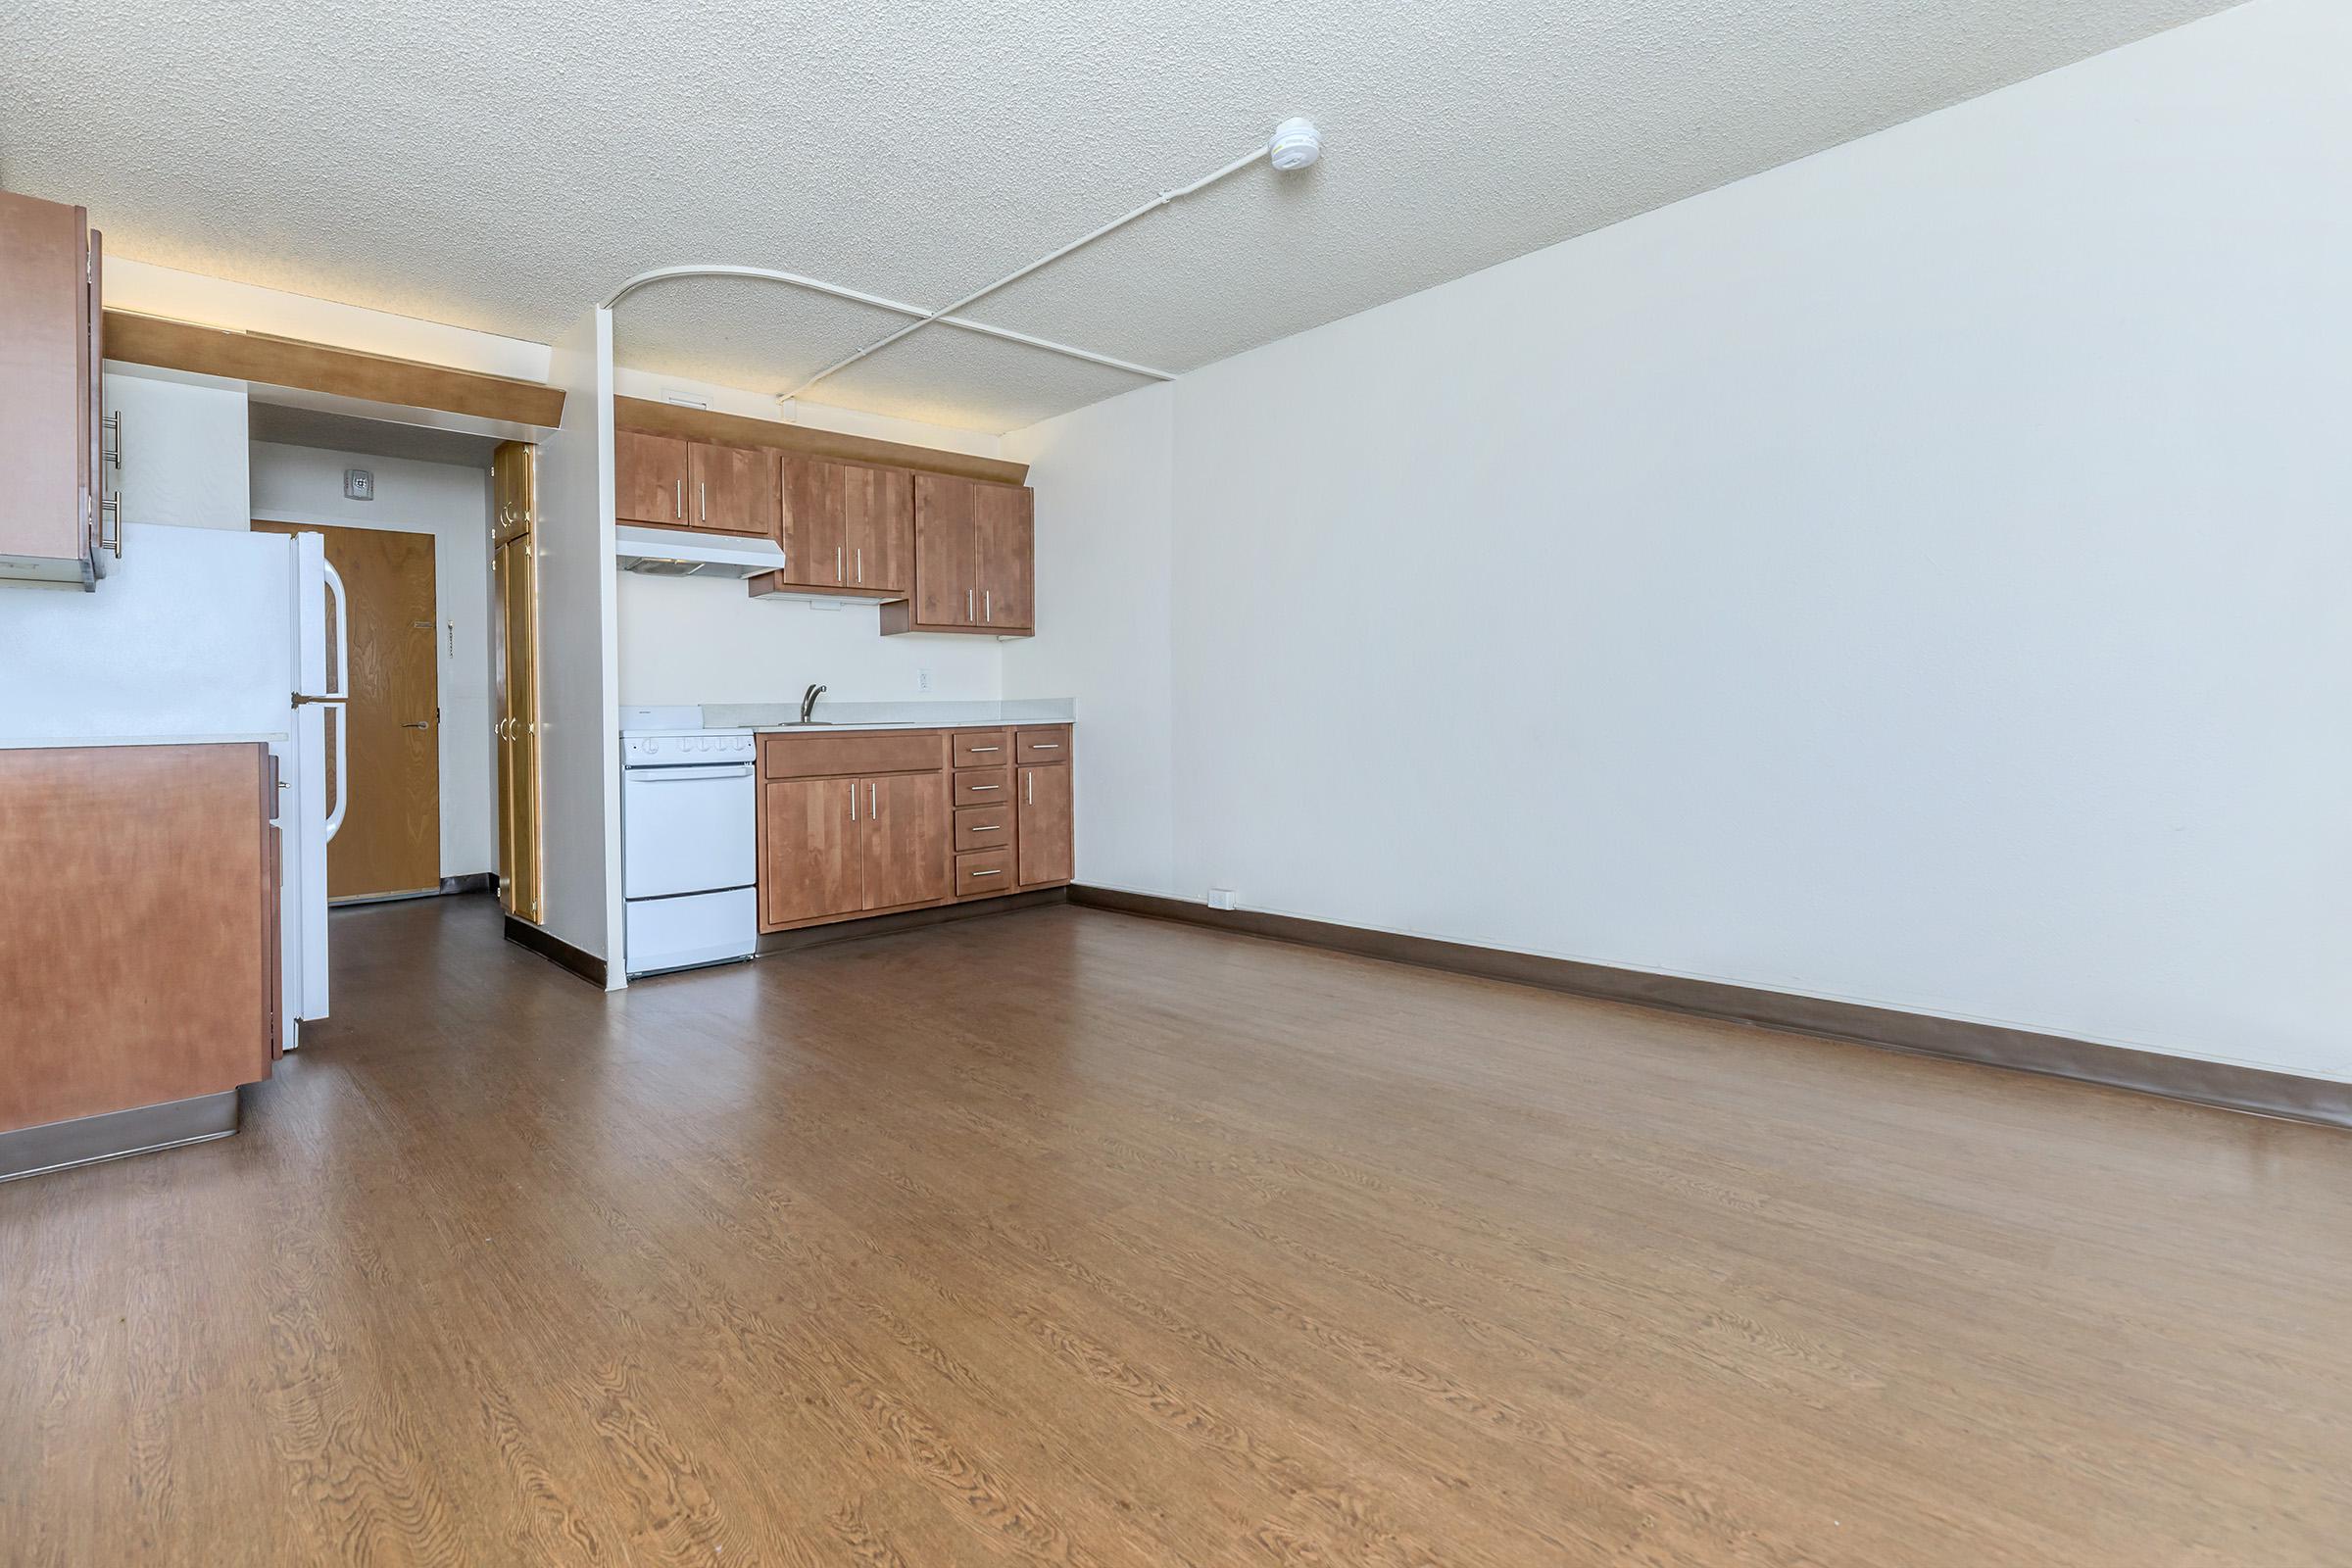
[799,683,826,724]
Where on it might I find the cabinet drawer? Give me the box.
[955,849,1014,898]
[761,730,944,780]
[1014,728,1071,764]
[951,730,1009,766]
[952,765,1011,806]
[954,805,1013,852]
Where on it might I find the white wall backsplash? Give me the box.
[249,440,497,879]
[1004,0,2352,1083]
[615,576,1002,708]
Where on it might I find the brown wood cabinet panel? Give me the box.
[1014,728,1071,765]
[0,192,94,575]
[776,453,847,588]
[861,772,950,910]
[951,730,1009,766]
[911,473,979,627]
[953,765,1011,807]
[1017,763,1074,888]
[954,849,1015,899]
[975,482,1034,630]
[761,730,945,781]
[844,462,912,595]
[760,776,860,929]
[0,744,274,1133]
[615,430,688,526]
[689,442,778,537]
[953,805,1013,853]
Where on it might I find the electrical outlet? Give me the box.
[916,668,932,694]
[1207,888,1239,910]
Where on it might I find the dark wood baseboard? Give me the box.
[502,915,608,987]
[1069,887,2352,1131]
[439,873,497,896]
[760,887,1070,956]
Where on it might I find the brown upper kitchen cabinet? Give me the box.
[616,430,775,537]
[0,191,110,589]
[881,474,1035,636]
[764,455,911,597]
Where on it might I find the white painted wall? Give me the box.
[1003,384,1175,895]
[249,441,496,878]
[535,311,624,979]
[100,367,248,530]
[1009,0,2352,1083]
[612,365,1012,711]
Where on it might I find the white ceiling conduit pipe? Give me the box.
[596,118,1323,404]
[598,264,1178,383]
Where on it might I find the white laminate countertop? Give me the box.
[0,733,287,750]
[704,699,1074,732]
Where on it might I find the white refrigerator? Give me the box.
[0,521,344,1049]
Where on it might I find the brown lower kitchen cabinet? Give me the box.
[0,743,277,1164]
[757,725,1072,935]
[1017,728,1074,887]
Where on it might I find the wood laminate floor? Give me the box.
[5,895,2349,1565]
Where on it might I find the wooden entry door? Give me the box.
[255,521,441,900]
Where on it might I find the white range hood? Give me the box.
[613,523,787,578]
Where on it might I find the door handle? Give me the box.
[403,721,430,730]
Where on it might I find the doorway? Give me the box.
[255,520,442,901]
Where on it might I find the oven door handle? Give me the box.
[625,763,754,782]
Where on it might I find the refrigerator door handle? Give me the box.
[323,703,349,842]
[321,560,350,701]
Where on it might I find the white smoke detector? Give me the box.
[1268,117,1322,172]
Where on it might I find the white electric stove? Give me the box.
[619,707,758,976]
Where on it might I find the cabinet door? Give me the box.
[1017,764,1072,887]
[0,192,93,573]
[761,777,861,928]
[777,455,846,587]
[974,482,1034,630]
[844,463,912,594]
[912,474,978,626]
[860,771,950,910]
[614,430,687,525]
[689,442,778,537]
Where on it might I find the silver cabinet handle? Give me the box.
[970,824,1003,833]
[674,478,683,518]
[699,481,707,522]
[849,781,857,821]
[1030,743,1060,750]
[97,494,122,558]
[968,784,1000,792]
[1026,771,1032,805]
[985,589,991,623]
[969,868,1003,878]
[837,546,844,583]
[856,547,863,584]
[966,588,974,621]
[868,781,876,817]
[103,409,122,471]
[967,746,1000,753]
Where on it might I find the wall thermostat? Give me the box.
[344,467,374,501]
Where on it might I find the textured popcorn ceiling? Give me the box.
[0,0,2232,433]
